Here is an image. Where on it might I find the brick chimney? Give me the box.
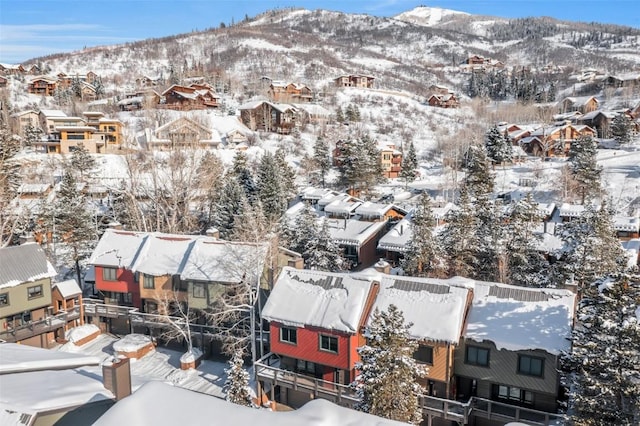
[103,357,132,401]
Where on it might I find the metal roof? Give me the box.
[0,244,56,289]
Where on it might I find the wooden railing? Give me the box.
[255,353,566,425]
[0,306,81,343]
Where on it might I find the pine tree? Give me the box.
[504,195,549,287]
[556,201,626,289]
[70,146,97,180]
[214,177,248,239]
[568,135,602,204]
[439,187,479,278]
[352,305,427,424]
[0,126,22,246]
[257,152,287,221]
[337,135,383,194]
[274,148,297,200]
[564,274,640,424]
[484,125,513,165]
[303,218,347,272]
[224,349,254,407]
[611,113,632,145]
[23,123,43,148]
[44,171,97,284]
[399,140,418,188]
[403,194,445,277]
[281,203,318,255]
[335,106,344,123]
[230,199,268,243]
[109,180,138,230]
[231,151,257,202]
[195,151,224,231]
[312,136,331,188]
[345,104,355,122]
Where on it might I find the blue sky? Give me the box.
[1,0,638,64]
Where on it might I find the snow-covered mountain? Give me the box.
[28,6,640,96]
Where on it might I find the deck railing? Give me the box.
[0,306,81,342]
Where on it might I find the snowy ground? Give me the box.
[57,333,231,398]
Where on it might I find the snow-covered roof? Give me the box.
[317,192,355,207]
[432,202,455,220]
[324,199,362,215]
[0,243,56,289]
[300,187,335,201]
[578,110,617,121]
[612,215,640,232]
[39,109,67,118]
[558,203,587,218]
[354,201,392,217]
[372,275,471,343]
[88,229,148,268]
[180,239,268,283]
[52,279,81,298]
[262,267,375,333]
[293,103,330,116]
[0,343,100,374]
[326,218,387,246]
[377,215,412,252]
[94,381,406,426]
[463,281,576,354]
[131,234,195,276]
[18,182,51,193]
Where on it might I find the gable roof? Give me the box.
[372,275,471,343]
[88,229,148,268]
[463,280,576,354]
[52,279,82,298]
[261,267,375,333]
[0,244,56,289]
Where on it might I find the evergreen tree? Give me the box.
[335,106,344,123]
[281,203,318,255]
[223,349,254,407]
[352,305,427,424]
[568,135,602,204]
[70,146,97,180]
[303,218,346,272]
[504,195,549,287]
[23,123,43,148]
[345,104,355,122]
[337,135,384,194]
[312,136,331,188]
[231,151,257,202]
[93,77,105,99]
[44,171,97,284]
[214,177,248,239]
[439,187,479,278]
[611,113,633,145]
[399,140,418,188]
[0,126,22,246]
[274,148,297,200]
[257,152,287,221]
[403,194,445,277]
[556,201,626,289]
[230,198,268,243]
[195,151,224,232]
[109,180,137,230]
[484,125,513,165]
[564,275,640,424]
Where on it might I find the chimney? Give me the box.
[103,357,132,401]
[400,224,403,235]
[288,257,304,270]
[205,227,220,239]
[374,259,391,275]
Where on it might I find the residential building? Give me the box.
[0,75,7,88]
[379,144,402,178]
[27,76,58,96]
[558,96,599,114]
[454,280,576,415]
[147,116,221,150]
[0,63,25,75]
[160,84,220,110]
[11,109,40,137]
[268,81,313,103]
[520,122,596,157]
[52,279,84,333]
[427,93,460,108]
[0,244,65,348]
[239,100,298,134]
[334,74,375,88]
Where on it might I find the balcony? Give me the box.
[0,307,81,343]
[83,299,137,319]
[255,353,565,425]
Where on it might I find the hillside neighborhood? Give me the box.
[1,4,640,426]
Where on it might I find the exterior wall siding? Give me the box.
[0,278,53,327]
[94,266,140,308]
[270,323,355,371]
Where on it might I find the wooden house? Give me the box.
[558,96,599,114]
[260,267,380,408]
[28,76,58,96]
[428,93,459,108]
[0,75,7,88]
[0,63,25,75]
[11,109,40,136]
[51,279,84,333]
[238,100,298,134]
[379,144,403,178]
[522,122,596,157]
[334,75,375,89]
[576,110,617,138]
[160,84,220,110]
[455,281,576,414]
[150,116,220,150]
[0,244,59,347]
[268,82,313,103]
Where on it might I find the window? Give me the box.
[0,293,8,307]
[280,327,297,345]
[193,283,206,299]
[172,276,188,292]
[102,267,117,281]
[27,285,43,299]
[320,335,338,353]
[414,345,434,364]
[143,275,155,289]
[66,134,85,140]
[518,355,544,377]
[296,359,315,375]
[466,345,490,367]
[494,384,534,406]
